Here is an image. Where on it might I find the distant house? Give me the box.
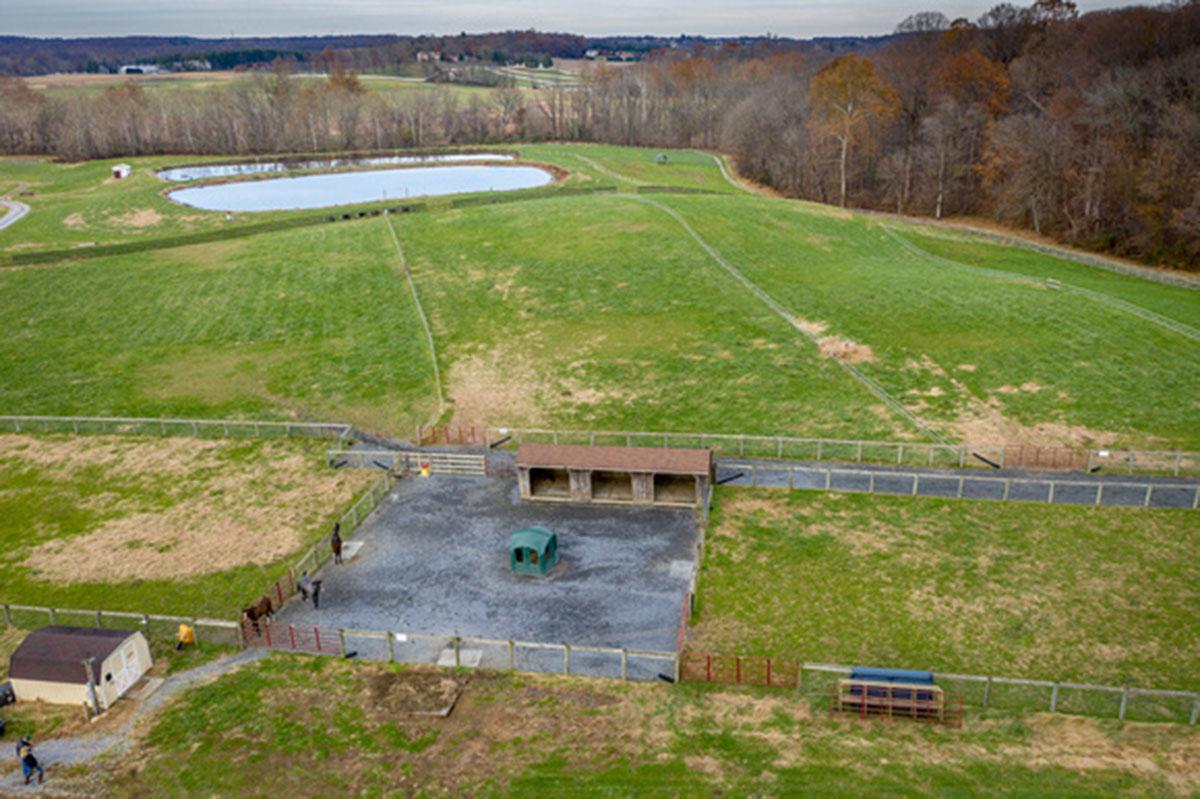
[584,49,601,60]
[118,64,162,75]
[112,163,132,180]
[8,626,153,712]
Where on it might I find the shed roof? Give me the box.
[9,626,136,685]
[516,443,712,475]
[510,527,556,551]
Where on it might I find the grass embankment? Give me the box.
[93,653,1200,797]
[0,434,376,616]
[690,488,1200,691]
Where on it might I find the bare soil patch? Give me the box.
[5,434,374,582]
[112,208,163,229]
[62,212,87,229]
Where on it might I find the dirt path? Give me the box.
[0,648,270,794]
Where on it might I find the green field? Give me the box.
[0,434,375,616]
[2,143,1195,449]
[690,489,1200,691]
[85,653,1200,797]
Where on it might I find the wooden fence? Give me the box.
[484,426,1199,477]
[0,414,352,442]
[0,604,241,646]
[326,448,487,477]
[680,652,1200,726]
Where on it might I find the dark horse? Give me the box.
[241,594,275,636]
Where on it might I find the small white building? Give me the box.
[8,626,153,712]
[112,163,132,180]
[118,64,162,75]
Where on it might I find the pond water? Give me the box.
[167,164,554,212]
[158,152,515,182]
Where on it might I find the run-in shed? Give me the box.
[8,626,152,711]
[509,527,558,576]
[516,443,713,507]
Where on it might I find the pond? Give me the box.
[158,152,515,182]
[167,164,554,212]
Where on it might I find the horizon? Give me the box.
[0,0,1123,40]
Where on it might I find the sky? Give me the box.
[1,0,1122,39]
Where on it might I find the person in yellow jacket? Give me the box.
[175,623,195,651]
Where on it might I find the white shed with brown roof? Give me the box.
[8,626,152,711]
[516,443,714,507]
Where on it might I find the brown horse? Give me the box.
[241,594,274,636]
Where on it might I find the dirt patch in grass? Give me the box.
[364,668,467,715]
[818,335,876,364]
[112,208,163,229]
[9,435,375,582]
[446,348,548,429]
[945,397,1119,448]
[62,212,87,229]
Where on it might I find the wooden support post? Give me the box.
[95,609,102,628]
[1143,485,1153,507]
[1,605,10,628]
[508,640,516,671]
[674,653,681,684]
[453,637,461,667]
[856,442,862,462]
[868,473,875,494]
[1050,684,1059,713]
[387,632,395,662]
[825,469,832,490]
[563,643,571,674]
[621,649,628,681]
[48,607,57,625]
[1096,484,1104,506]
[1048,481,1056,504]
[338,628,346,656]
[787,468,794,491]
[896,445,904,465]
[1002,480,1011,501]
[911,475,919,496]
[983,676,992,707]
[1119,688,1129,721]
[957,477,964,499]
[1190,696,1199,726]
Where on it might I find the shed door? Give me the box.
[110,644,140,697]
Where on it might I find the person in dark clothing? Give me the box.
[297,571,312,602]
[19,741,43,785]
[330,523,343,565]
[311,579,323,609]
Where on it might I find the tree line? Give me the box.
[1,1,1196,268]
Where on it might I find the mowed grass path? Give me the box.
[690,489,1200,690]
[0,434,375,616]
[394,193,901,437]
[650,194,1200,450]
[0,220,436,432]
[99,653,1200,798]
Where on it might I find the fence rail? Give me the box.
[484,426,1199,477]
[680,652,1200,725]
[0,414,353,442]
[245,622,678,682]
[1,603,241,646]
[718,461,1200,511]
[327,448,487,477]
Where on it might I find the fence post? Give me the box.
[1096,484,1104,506]
[95,609,102,628]
[1050,683,1059,713]
[868,473,875,494]
[1002,480,1011,501]
[1118,688,1129,721]
[235,621,245,649]
[825,469,832,490]
[1,604,10,628]
[387,632,395,662]
[796,663,803,694]
[751,465,758,487]
[956,477,964,499]
[563,643,571,674]
[896,445,904,465]
[983,676,992,707]
[621,648,629,681]
[338,628,346,656]
[911,474,919,496]
[508,640,516,671]
[48,607,57,625]
[1143,485,1153,507]
[855,442,862,462]
[788,468,794,491]
[1190,696,1199,726]
[674,653,681,684]
[453,636,461,668]
[1048,481,1056,504]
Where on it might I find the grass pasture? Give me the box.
[91,653,1200,797]
[689,489,1200,691]
[0,143,1196,450]
[0,433,376,616]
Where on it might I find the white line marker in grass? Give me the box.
[385,212,446,426]
[628,195,948,445]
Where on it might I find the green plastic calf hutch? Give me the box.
[510,527,558,577]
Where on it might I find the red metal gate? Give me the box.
[242,619,342,655]
[678,652,800,689]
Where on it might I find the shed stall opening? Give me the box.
[8,626,152,712]
[516,443,713,507]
